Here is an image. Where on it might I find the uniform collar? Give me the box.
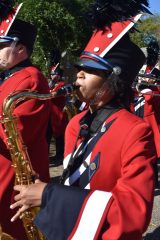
[80,100,122,137]
[1,58,32,82]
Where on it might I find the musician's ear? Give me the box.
[15,43,28,56]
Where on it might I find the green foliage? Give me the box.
[131,15,160,48]
[15,0,92,75]
[14,1,160,76]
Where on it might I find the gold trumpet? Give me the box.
[0,84,78,240]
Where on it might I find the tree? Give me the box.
[131,14,160,48]
[16,0,92,75]
[15,1,160,75]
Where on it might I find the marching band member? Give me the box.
[48,63,65,90]
[0,3,50,239]
[11,1,156,239]
[47,63,68,165]
[145,36,160,74]
[133,37,160,188]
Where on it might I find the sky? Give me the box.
[149,0,160,13]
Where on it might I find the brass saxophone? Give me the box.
[63,93,78,120]
[0,84,78,240]
[0,225,15,240]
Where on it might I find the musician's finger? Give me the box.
[35,179,41,184]
[10,200,22,210]
[13,185,23,192]
[10,205,29,222]
[14,192,22,201]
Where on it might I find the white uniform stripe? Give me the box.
[5,3,23,35]
[63,142,83,169]
[64,153,92,186]
[64,137,94,186]
[73,142,83,157]
[71,191,112,240]
[134,99,145,112]
[63,153,72,169]
[85,183,90,189]
[100,14,142,57]
[78,137,94,156]
[134,88,152,112]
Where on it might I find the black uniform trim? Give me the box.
[79,152,100,188]
[60,102,121,184]
[71,119,115,188]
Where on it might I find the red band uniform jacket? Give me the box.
[50,81,68,138]
[35,108,156,240]
[133,86,160,157]
[0,62,51,239]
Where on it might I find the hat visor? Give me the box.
[74,59,112,71]
[0,39,11,43]
[0,36,14,43]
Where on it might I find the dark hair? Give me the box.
[106,72,134,110]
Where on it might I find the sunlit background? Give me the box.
[149,0,160,13]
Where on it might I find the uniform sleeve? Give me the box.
[10,72,51,145]
[142,88,160,157]
[34,122,156,240]
[50,96,68,138]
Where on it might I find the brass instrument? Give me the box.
[137,73,160,82]
[133,73,160,97]
[0,225,15,240]
[0,84,78,240]
[63,93,78,120]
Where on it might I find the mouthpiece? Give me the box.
[56,83,79,96]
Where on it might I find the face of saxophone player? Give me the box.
[0,42,28,70]
[75,67,114,111]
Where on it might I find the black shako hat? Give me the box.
[75,0,151,83]
[0,3,37,53]
[8,19,37,53]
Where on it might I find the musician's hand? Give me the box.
[10,179,47,222]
